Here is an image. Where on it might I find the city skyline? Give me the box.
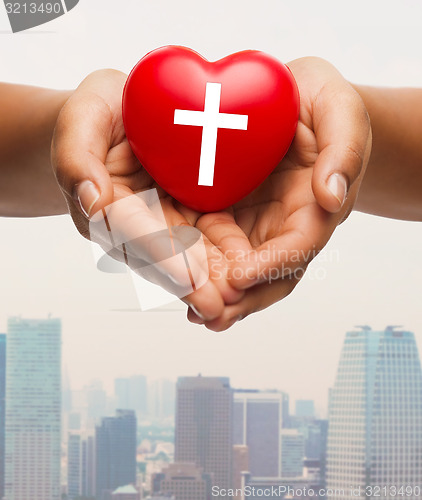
[2,318,420,419]
[4,319,422,421]
[1,312,421,419]
[2,317,420,497]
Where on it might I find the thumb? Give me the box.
[51,93,115,219]
[311,84,371,213]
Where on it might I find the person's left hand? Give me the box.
[187,57,372,331]
[51,70,244,320]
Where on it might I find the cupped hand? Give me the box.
[51,70,243,319]
[188,57,372,331]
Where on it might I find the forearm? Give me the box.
[354,84,422,221]
[0,83,71,217]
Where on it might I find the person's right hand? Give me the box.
[51,70,244,320]
[187,57,372,331]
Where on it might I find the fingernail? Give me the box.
[76,181,100,219]
[188,312,205,326]
[190,304,206,321]
[326,173,348,207]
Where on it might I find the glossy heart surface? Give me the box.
[123,46,299,212]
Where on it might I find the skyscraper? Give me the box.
[175,376,233,497]
[232,445,249,497]
[95,409,137,500]
[312,420,328,488]
[233,389,288,478]
[4,317,62,500]
[289,417,328,477]
[280,429,305,478]
[68,433,83,500]
[67,432,95,500]
[0,333,6,500]
[326,326,422,498]
[86,435,96,497]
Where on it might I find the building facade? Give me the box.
[232,445,249,499]
[280,429,305,478]
[67,432,95,499]
[95,410,137,500]
[4,317,62,500]
[326,326,422,499]
[68,433,82,500]
[175,376,233,497]
[233,389,288,478]
[152,463,212,500]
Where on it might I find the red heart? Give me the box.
[122,46,299,213]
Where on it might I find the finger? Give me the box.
[52,94,114,218]
[196,211,253,258]
[52,71,127,219]
[183,280,225,321]
[166,203,245,306]
[89,187,226,321]
[228,203,336,289]
[311,82,371,213]
[195,210,252,303]
[91,188,209,295]
[102,225,224,321]
[188,275,299,332]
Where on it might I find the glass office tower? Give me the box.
[233,389,289,477]
[95,409,137,500]
[326,326,422,499]
[176,376,233,498]
[4,317,62,500]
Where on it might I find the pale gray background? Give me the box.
[0,0,421,415]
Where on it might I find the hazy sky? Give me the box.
[1,0,421,416]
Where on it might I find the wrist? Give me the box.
[33,88,74,216]
[0,85,73,217]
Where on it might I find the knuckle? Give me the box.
[344,143,364,166]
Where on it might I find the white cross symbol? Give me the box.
[174,82,249,186]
